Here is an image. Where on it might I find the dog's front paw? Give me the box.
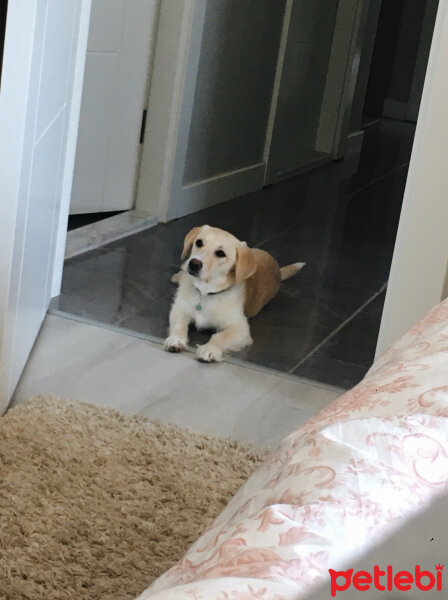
[196,343,223,363]
[164,335,187,353]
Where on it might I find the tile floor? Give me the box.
[53,118,415,388]
[12,314,340,449]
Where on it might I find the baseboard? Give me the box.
[165,162,266,221]
[65,209,158,259]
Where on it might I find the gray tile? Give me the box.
[362,289,386,317]
[58,248,175,324]
[118,294,172,339]
[120,297,332,375]
[311,309,382,368]
[138,377,318,449]
[12,315,340,449]
[252,278,377,330]
[347,118,415,193]
[237,320,332,373]
[260,229,391,293]
[56,118,414,389]
[293,354,368,389]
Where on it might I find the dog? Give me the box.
[164,225,305,362]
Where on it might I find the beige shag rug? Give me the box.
[0,397,267,600]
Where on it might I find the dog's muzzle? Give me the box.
[188,258,202,276]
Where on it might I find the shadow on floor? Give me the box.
[53,118,415,389]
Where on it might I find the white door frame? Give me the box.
[376,0,448,356]
[135,0,208,222]
[0,0,91,410]
[52,2,94,296]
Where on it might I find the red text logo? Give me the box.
[329,564,444,597]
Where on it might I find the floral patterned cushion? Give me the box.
[138,299,448,600]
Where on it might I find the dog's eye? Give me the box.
[215,249,226,258]
[195,239,203,247]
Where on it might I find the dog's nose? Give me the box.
[188,258,202,274]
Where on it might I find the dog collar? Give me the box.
[194,284,233,310]
[206,286,233,296]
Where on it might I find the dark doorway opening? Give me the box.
[0,1,8,86]
[363,0,438,122]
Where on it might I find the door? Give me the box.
[136,0,368,221]
[0,0,91,413]
[264,0,339,183]
[136,0,287,222]
[70,0,158,215]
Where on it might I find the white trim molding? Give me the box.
[135,0,207,221]
[376,0,448,356]
[51,0,92,295]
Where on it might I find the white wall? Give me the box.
[376,0,448,356]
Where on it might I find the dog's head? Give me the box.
[181,225,256,292]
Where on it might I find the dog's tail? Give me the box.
[280,262,306,281]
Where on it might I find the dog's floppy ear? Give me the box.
[181,227,202,260]
[235,243,257,284]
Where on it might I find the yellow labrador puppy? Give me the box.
[164,225,305,362]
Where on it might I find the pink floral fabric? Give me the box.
[137,299,448,600]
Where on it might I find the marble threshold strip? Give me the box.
[64,209,158,260]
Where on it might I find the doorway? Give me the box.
[53,117,415,389]
[364,0,438,123]
[54,0,438,389]
[264,0,339,184]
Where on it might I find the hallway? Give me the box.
[53,118,415,388]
